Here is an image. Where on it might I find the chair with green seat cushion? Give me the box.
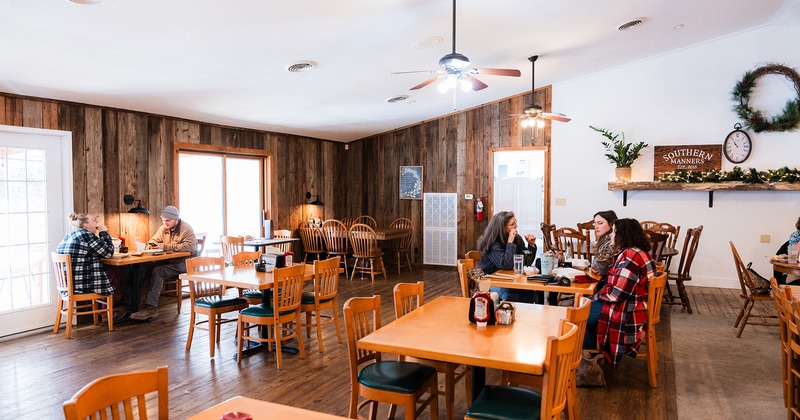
[185,256,249,358]
[236,263,307,369]
[343,295,439,420]
[300,256,343,353]
[466,320,579,420]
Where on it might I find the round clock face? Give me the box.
[724,129,752,164]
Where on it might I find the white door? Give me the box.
[0,125,72,337]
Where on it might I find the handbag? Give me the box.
[575,350,606,387]
[744,262,772,295]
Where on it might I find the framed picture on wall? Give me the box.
[399,166,424,200]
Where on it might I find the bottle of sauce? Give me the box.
[469,290,496,327]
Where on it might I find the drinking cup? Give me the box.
[790,244,799,264]
[135,242,146,252]
[513,254,524,275]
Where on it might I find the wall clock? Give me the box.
[723,123,752,164]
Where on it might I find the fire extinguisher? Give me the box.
[475,197,484,222]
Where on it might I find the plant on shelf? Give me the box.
[590,125,649,181]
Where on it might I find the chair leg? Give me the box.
[647,333,658,388]
[296,312,307,360]
[54,300,63,335]
[675,280,692,313]
[736,299,755,338]
[92,299,99,325]
[106,297,114,333]
[566,376,579,419]
[186,310,196,350]
[275,320,283,369]
[236,316,244,364]
[369,258,375,283]
[208,313,217,358]
[315,309,324,353]
[333,303,343,344]
[176,282,182,314]
[65,302,74,339]
[350,257,359,281]
[733,297,749,328]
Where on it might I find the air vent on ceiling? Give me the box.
[617,18,645,31]
[285,61,317,73]
[387,95,410,104]
[413,36,444,49]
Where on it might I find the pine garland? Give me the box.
[659,166,800,184]
[731,64,800,132]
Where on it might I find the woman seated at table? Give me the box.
[583,210,618,347]
[593,218,656,367]
[56,213,116,296]
[476,211,538,303]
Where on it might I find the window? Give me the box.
[176,144,270,252]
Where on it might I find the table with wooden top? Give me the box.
[188,396,347,420]
[773,259,800,277]
[359,295,567,398]
[485,269,599,297]
[101,251,192,313]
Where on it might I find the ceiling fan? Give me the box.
[393,0,521,93]
[512,55,571,127]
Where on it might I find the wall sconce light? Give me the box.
[123,194,150,214]
[305,192,324,206]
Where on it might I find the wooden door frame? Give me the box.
[487,146,551,224]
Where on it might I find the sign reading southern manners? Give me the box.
[653,145,721,180]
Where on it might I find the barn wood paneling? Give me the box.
[0,86,551,260]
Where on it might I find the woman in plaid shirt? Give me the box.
[596,218,656,367]
[56,213,115,295]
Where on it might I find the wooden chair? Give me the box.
[219,235,245,265]
[298,220,326,263]
[321,219,350,278]
[388,217,414,274]
[51,252,113,339]
[349,223,387,282]
[787,299,800,419]
[553,227,588,260]
[576,220,596,245]
[273,229,294,253]
[394,282,471,420]
[354,215,378,229]
[161,234,208,314]
[300,257,343,353]
[501,297,591,420]
[340,216,357,229]
[184,256,248,358]
[465,320,579,420]
[343,295,439,420]
[237,263,307,368]
[62,365,168,420]
[643,229,668,263]
[540,222,556,251]
[730,242,778,338]
[665,225,703,313]
[465,250,482,262]
[772,279,793,409]
[636,271,668,387]
[646,223,681,271]
[232,251,264,305]
[457,258,476,298]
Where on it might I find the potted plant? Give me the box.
[590,125,649,181]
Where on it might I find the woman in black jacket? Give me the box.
[477,211,538,303]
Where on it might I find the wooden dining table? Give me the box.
[485,269,599,297]
[773,258,800,277]
[188,396,347,420]
[359,295,567,398]
[101,251,192,313]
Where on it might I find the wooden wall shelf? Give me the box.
[607,181,800,207]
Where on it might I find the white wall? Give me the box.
[550,23,800,288]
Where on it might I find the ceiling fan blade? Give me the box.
[463,75,488,91]
[391,70,436,75]
[409,76,442,90]
[475,68,521,77]
[542,112,572,122]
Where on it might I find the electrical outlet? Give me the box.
[465,194,474,200]
[760,234,771,243]
[555,198,566,206]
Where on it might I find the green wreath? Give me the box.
[731,63,800,132]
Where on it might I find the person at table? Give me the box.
[776,217,800,284]
[593,218,656,367]
[56,213,115,295]
[477,210,538,303]
[583,210,618,347]
[129,205,197,321]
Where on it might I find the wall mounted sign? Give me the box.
[399,166,424,199]
[653,145,721,180]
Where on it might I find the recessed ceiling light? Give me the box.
[617,18,646,31]
[67,0,106,4]
[387,95,410,104]
[285,61,317,73]
[413,36,444,49]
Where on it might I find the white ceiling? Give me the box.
[1,0,798,142]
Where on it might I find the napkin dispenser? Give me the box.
[259,253,286,270]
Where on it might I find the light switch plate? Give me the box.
[555,198,566,206]
[465,194,474,200]
[760,234,771,243]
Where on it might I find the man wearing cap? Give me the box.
[130,205,197,321]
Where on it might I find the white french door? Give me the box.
[0,125,72,337]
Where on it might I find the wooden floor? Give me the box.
[0,265,769,419]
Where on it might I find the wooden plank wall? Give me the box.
[0,86,551,259]
[346,87,552,260]
[0,94,347,244]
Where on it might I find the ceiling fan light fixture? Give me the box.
[439,52,470,70]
